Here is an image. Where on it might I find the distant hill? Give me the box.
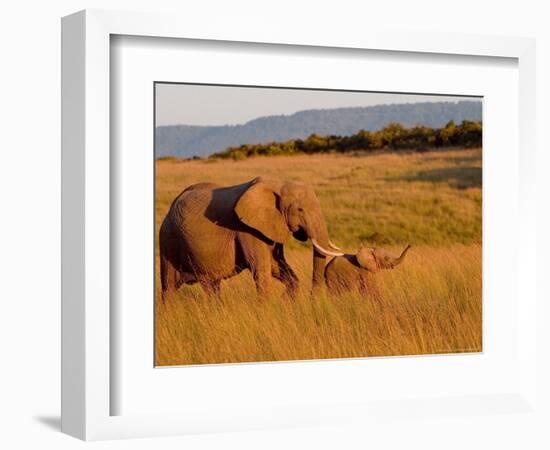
[155,100,482,158]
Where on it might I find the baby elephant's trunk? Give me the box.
[393,244,411,267]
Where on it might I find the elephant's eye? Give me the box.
[297,207,304,212]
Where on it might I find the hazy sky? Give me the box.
[155,83,480,127]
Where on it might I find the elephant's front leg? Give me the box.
[238,234,273,300]
[272,244,298,298]
[199,279,221,299]
[251,254,273,300]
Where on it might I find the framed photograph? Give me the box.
[61,9,538,441]
[153,82,482,367]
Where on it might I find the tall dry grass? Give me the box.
[155,148,482,366]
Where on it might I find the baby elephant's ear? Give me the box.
[356,246,379,272]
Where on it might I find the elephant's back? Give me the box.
[170,183,218,219]
[169,182,220,212]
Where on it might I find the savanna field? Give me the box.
[155,148,482,366]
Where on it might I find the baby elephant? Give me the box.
[324,244,411,297]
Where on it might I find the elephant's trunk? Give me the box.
[312,247,325,293]
[309,219,341,294]
[393,244,411,267]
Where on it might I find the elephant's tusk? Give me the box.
[312,239,345,257]
[328,240,342,250]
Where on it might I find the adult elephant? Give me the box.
[159,176,343,301]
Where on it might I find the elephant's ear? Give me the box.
[235,178,289,244]
[356,246,379,272]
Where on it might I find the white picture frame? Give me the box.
[61,9,538,441]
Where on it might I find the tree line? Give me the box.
[156,101,482,158]
[210,120,482,160]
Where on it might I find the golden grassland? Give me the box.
[155,148,482,366]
